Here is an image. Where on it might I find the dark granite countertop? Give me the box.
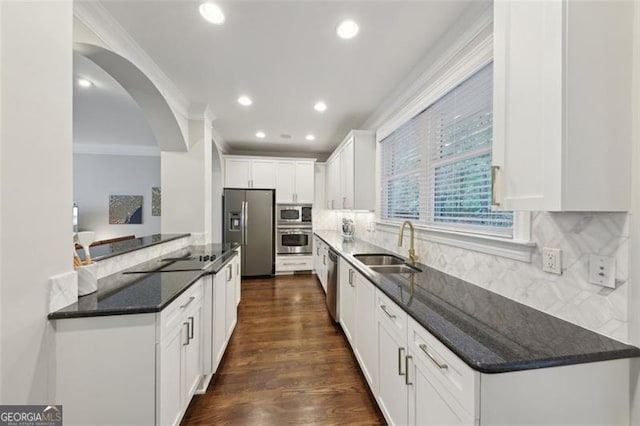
[314,230,640,373]
[76,233,191,262]
[50,243,239,320]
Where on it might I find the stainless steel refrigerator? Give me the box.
[223,188,275,277]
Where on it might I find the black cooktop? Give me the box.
[124,254,217,273]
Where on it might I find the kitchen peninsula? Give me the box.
[49,237,242,425]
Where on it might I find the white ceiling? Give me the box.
[74,52,159,152]
[98,0,474,156]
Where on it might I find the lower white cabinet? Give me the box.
[375,289,410,426]
[338,257,356,345]
[334,257,631,426]
[224,259,238,340]
[158,281,204,425]
[276,254,314,273]
[337,261,377,390]
[354,272,377,390]
[313,236,328,292]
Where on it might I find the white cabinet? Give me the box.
[212,267,227,371]
[325,130,375,210]
[224,156,275,188]
[375,290,409,426]
[313,163,326,209]
[313,236,328,293]
[276,254,313,272]
[224,261,238,340]
[492,0,632,211]
[338,257,356,345]
[275,159,315,204]
[354,272,376,390]
[224,158,252,188]
[325,156,340,209]
[407,316,476,426]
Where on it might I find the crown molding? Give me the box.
[73,1,190,118]
[362,2,493,133]
[74,142,160,157]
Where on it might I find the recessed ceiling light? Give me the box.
[314,101,327,112]
[199,2,225,25]
[336,19,359,39]
[237,95,253,106]
[305,134,316,141]
[256,131,266,139]
[77,78,92,88]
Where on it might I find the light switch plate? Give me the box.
[589,255,616,288]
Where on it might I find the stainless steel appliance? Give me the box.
[326,249,339,321]
[223,188,275,277]
[277,204,312,226]
[276,226,313,255]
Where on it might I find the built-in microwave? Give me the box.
[277,205,312,225]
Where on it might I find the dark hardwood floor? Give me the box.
[181,274,385,425]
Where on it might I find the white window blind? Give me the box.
[380,63,513,237]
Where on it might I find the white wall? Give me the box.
[0,1,73,403]
[161,117,212,243]
[73,153,161,240]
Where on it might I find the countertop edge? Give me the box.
[313,231,640,374]
[90,233,192,262]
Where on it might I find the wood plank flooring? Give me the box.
[181,274,385,425]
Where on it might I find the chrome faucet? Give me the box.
[398,220,418,263]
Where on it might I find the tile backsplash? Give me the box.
[314,210,629,342]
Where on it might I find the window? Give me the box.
[380,63,513,237]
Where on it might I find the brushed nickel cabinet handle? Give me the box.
[283,262,306,266]
[405,355,413,385]
[491,165,500,207]
[180,296,195,309]
[381,305,396,319]
[398,347,406,376]
[323,255,326,266]
[188,316,194,340]
[348,269,354,287]
[183,322,190,346]
[419,343,448,370]
[226,264,232,282]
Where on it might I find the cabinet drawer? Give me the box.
[375,289,407,341]
[408,316,478,417]
[160,280,203,337]
[276,255,313,272]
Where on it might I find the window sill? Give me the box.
[374,220,536,262]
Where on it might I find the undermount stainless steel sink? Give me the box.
[353,253,405,266]
[369,264,422,274]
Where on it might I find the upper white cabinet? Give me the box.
[492,0,633,211]
[224,156,275,189]
[314,163,326,209]
[275,159,315,204]
[325,130,375,210]
[225,155,315,201]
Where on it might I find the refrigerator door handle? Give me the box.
[240,201,247,246]
[244,201,249,245]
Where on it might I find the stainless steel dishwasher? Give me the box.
[326,249,339,322]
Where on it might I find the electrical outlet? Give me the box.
[589,255,616,288]
[542,247,562,275]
